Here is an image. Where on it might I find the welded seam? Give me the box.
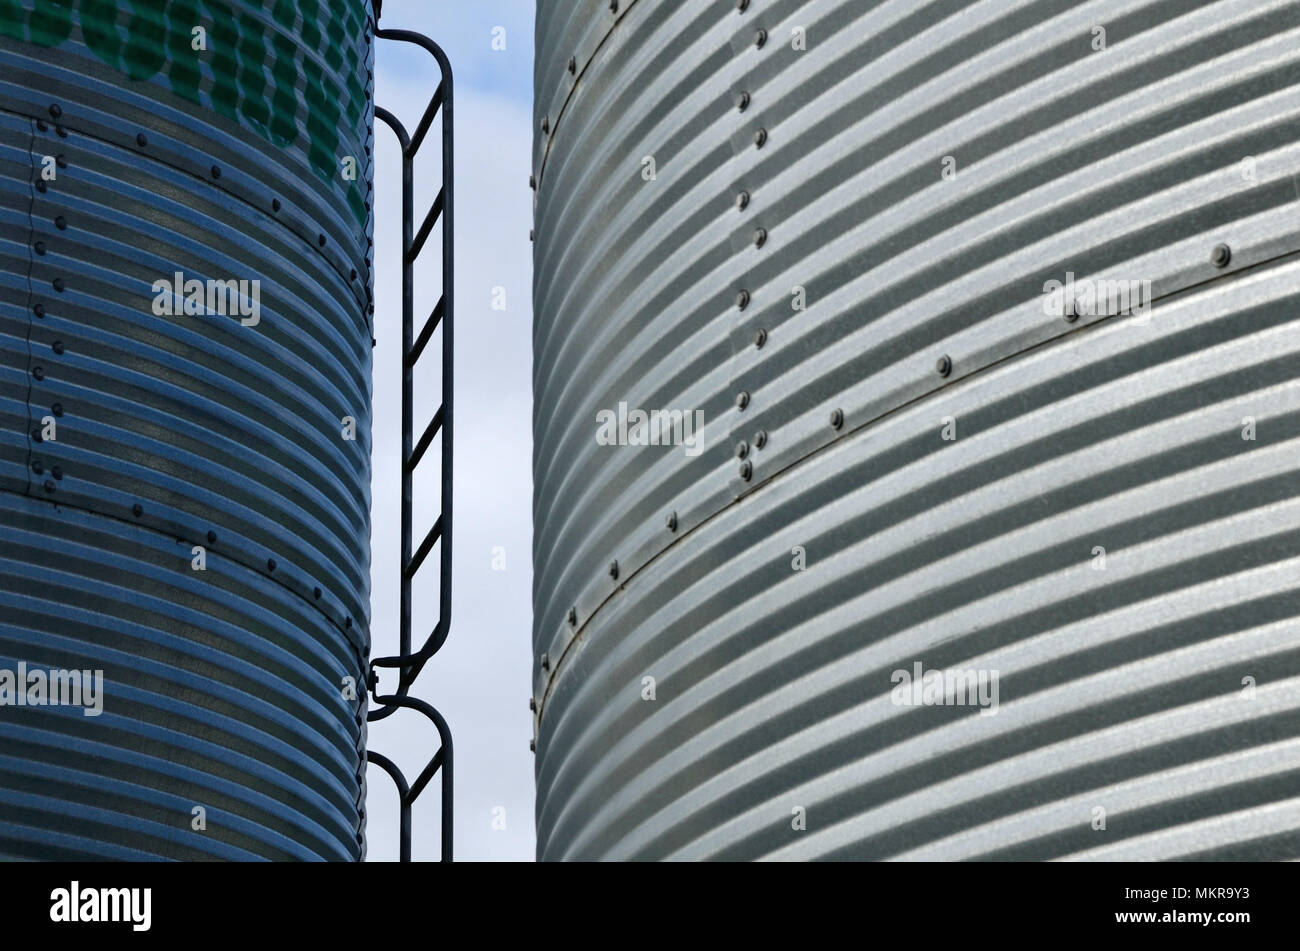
[534,244,1300,723]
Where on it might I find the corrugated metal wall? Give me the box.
[532,0,1300,860]
[0,0,374,860]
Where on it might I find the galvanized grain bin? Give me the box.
[0,0,373,860]
[532,0,1300,860]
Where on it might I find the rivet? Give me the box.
[529,229,535,242]
[754,29,767,48]
[529,697,537,712]
[43,479,55,493]
[37,119,47,132]
[206,530,216,545]
[568,56,576,74]
[55,126,66,139]
[33,303,45,318]
[267,558,277,571]
[830,408,844,430]
[736,289,750,310]
[739,460,752,481]
[313,587,322,599]
[350,268,357,280]
[31,428,42,443]
[51,341,63,355]
[34,241,45,255]
[754,327,766,348]
[609,559,619,580]
[753,227,767,248]
[54,216,66,230]
[1064,301,1079,323]
[136,132,147,147]
[272,198,281,212]
[609,0,618,11]
[52,277,64,292]
[51,403,62,416]
[541,652,550,670]
[51,466,62,480]
[754,429,767,449]
[35,181,47,193]
[32,462,43,475]
[567,607,577,626]
[132,503,143,517]
[32,366,44,381]
[210,164,221,179]
[736,390,750,410]
[530,739,536,752]
[48,103,61,118]
[318,234,326,247]
[735,440,749,459]
[737,0,749,10]
[541,115,549,134]
[754,128,767,148]
[55,155,67,168]
[1211,243,1231,268]
[529,174,536,189]
[936,354,953,377]
[346,616,352,629]
[736,91,750,112]
[737,190,750,210]
[666,511,677,532]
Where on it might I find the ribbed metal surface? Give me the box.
[0,0,373,860]
[532,0,1300,860]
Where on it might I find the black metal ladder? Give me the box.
[366,20,454,864]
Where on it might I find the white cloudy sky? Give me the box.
[365,0,536,862]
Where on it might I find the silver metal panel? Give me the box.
[0,0,374,860]
[532,0,1300,860]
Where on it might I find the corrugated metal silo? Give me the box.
[532,0,1300,860]
[0,0,373,859]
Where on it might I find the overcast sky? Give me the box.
[366,0,536,862]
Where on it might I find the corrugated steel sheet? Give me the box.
[531,0,1300,860]
[0,0,374,860]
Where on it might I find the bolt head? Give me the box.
[132,504,143,517]
[313,587,322,599]
[754,128,767,148]
[54,216,66,230]
[43,479,55,493]
[32,366,44,381]
[529,697,537,712]
[567,607,577,626]
[1065,301,1079,323]
[666,511,678,532]
[32,462,43,475]
[753,227,767,248]
[936,355,953,377]
[51,466,62,480]
[51,403,62,417]
[739,460,752,481]
[737,190,750,210]
[754,430,767,449]
[206,530,216,545]
[541,115,549,134]
[541,652,550,670]
[609,559,619,580]
[736,390,750,410]
[736,91,750,112]
[1211,243,1231,268]
[51,341,63,355]
[267,558,277,571]
[830,408,844,430]
[48,103,61,118]
[737,0,749,10]
[210,164,221,179]
[272,198,281,212]
[136,132,147,147]
[33,303,45,318]
[754,29,767,48]
[754,328,767,348]
[736,289,750,310]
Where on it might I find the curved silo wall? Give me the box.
[0,0,373,860]
[532,0,1300,860]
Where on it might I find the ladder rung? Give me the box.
[407,406,444,473]
[408,296,445,367]
[407,82,444,157]
[409,186,445,262]
[405,516,442,579]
